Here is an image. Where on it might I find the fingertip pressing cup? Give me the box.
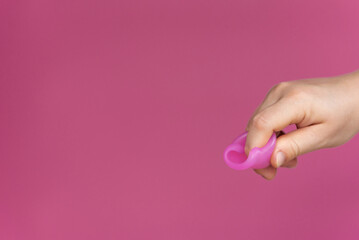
[223,132,276,170]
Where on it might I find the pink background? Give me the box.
[1,0,359,239]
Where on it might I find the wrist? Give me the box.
[340,70,359,133]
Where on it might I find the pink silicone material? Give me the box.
[224,132,276,170]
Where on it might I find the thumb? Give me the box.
[271,125,325,168]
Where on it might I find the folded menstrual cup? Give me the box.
[224,132,276,170]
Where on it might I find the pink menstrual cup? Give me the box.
[224,132,276,170]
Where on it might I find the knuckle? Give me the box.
[270,81,290,94]
[251,114,270,130]
[286,87,308,100]
[289,138,301,158]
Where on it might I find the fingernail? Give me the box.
[276,151,285,168]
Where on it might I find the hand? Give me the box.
[245,70,359,180]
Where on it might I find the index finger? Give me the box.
[244,98,305,155]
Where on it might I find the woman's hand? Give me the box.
[245,70,359,180]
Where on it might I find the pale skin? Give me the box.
[245,69,359,180]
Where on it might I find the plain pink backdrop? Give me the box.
[1,0,359,239]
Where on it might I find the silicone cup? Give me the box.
[223,132,276,170]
